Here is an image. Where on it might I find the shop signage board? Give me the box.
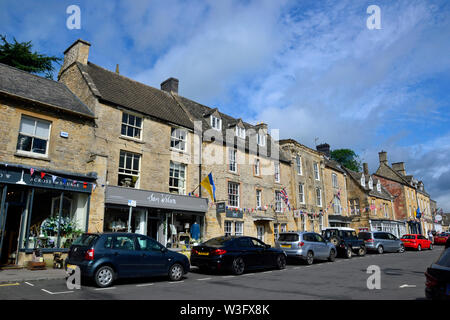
[216,202,226,214]
[0,165,92,193]
[105,186,208,213]
[226,209,243,219]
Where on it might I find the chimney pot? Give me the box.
[59,39,91,78]
[363,163,369,175]
[379,151,388,165]
[161,77,179,94]
[316,143,331,158]
[392,162,406,176]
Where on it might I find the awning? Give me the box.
[105,186,208,213]
[253,216,275,222]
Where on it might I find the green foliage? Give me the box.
[330,149,362,172]
[0,35,61,79]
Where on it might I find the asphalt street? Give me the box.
[0,247,443,300]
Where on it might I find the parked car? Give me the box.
[425,243,450,300]
[400,234,433,251]
[190,236,287,275]
[321,227,366,258]
[358,231,405,254]
[434,233,450,245]
[275,232,337,265]
[65,233,190,287]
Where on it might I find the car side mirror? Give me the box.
[161,247,168,253]
[265,244,271,249]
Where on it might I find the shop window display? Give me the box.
[23,189,88,250]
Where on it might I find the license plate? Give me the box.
[197,252,209,256]
[281,244,291,248]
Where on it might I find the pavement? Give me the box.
[0,267,67,284]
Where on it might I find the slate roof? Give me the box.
[0,63,94,118]
[324,158,346,174]
[76,62,194,129]
[344,167,394,201]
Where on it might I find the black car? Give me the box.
[65,233,190,287]
[190,236,287,275]
[425,238,450,300]
[321,227,366,258]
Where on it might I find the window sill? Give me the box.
[14,151,50,162]
[170,147,189,155]
[119,135,145,144]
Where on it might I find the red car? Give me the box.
[434,233,450,245]
[401,234,433,251]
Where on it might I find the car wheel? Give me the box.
[94,266,115,288]
[398,244,405,253]
[417,244,422,251]
[305,251,314,265]
[377,245,384,254]
[276,254,287,270]
[328,249,336,262]
[345,247,352,259]
[168,263,184,281]
[358,246,366,257]
[231,257,245,275]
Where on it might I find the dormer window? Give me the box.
[377,182,381,192]
[257,132,266,146]
[368,178,373,190]
[236,126,245,139]
[361,175,365,187]
[211,116,222,131]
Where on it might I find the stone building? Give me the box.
[343,163,405,237]
[278,139,326,233]
[314,144,351,228]
[0,62,98,266]
[374,151,426,235]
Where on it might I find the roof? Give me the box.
[344,167,394,201]
[278,138,324,157]
[0,63,94,118]
[324,158,346,174]
[76,62,194,129]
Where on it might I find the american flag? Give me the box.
[280,188,291,211]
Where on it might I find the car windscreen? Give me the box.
[436,248,450,267]
[202,237,234,248]
[358,233,372,240]
[72,234,99,247]
[277,234,299,242]
[401,235,415,239]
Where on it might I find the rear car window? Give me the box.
[436,249,450,267]
[278,233,299,242]
[203,237,234,247]
[358,233,372,240]
[402,235,415,239]
[72,234,99,247]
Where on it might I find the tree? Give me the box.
[330,149,362,172]
[0,35,61,79]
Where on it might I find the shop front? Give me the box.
[328,215,352,228]
[0,163,94,266]
[104,186,208,249]
[370,219,407,238]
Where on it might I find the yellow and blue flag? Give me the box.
[200,172,216,202]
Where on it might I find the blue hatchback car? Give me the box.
[65,233,190,287]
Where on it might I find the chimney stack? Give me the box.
[378,151,388,165]
[392,162,406,176]
[363,163,369,175]
[316,143,331,158]
[161,77,179,94]
[59,39,91,78]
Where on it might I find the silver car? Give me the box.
[275,232,337,265]
[358,231,405,254]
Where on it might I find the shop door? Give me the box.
[257,225,265,242]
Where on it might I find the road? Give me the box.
[0,247,442,300]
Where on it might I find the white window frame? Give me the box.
[316,188,322,207]
[256,189,262,209]
[16,115,51,156]
[333,195,341,214]
[170,128,187,152]
[235,221,244,236]
[224,221,232,237]
[118,150,141,188]
[361,175,366,187]
[228,182,240,208]
[229,148,237,173]
[298,183,305,204]
[121,112,143,140]
[296,155,302,175]
[169,161,186,195]
[274,162,280,182]
[275,191,283,212]
[368,177,373,190]
[332,173,338,189]
[280,223,287,233]
[211,116,222,131]
[236,126,245,139]
[257,132,266,146]
[254,158,260,176]
[377,182,381,192]
[274,223,280,240]
[313,162,320,181]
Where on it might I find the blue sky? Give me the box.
[1,0,450,211]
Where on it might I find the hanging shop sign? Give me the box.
[0,165,93,193]
[216,202,226,214]
[226,209,243,219]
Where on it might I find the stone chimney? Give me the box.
[392,162,406,176]
[161,77,179,94]
[379,151,388,165]
[316,143,331,157]
[59,39,91,77]
[363,163,369,175]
